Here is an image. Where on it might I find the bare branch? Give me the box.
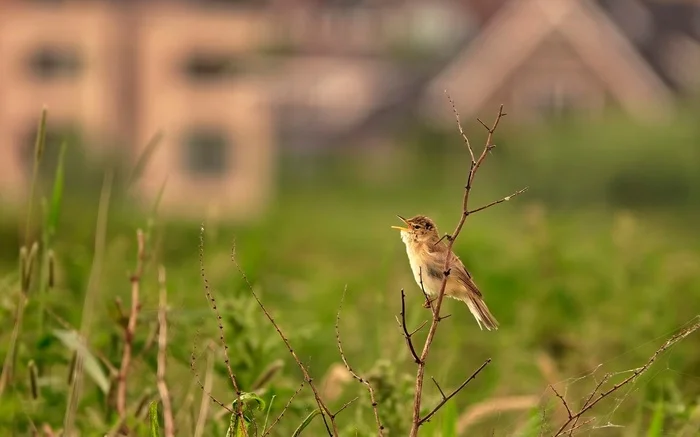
[467,187,529,216]
[550,385,573,419]
[408,321,428,337]
[194,344,216,437]
[336,288,385,435]
[231,244,337,436]
[262,382,305,437]
[431,377,446,400]
[567,373,610,436]
[116,229,145,416]
[156,266,175,437]
[199,227,247,434]
[191,338,232,415]
[399,290,422,364]
[418,359,491,426]
[446,91,475,164]
[552,319,700,436]
[332,397,358,418]
[408,101,511,437]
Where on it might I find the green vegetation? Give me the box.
[1,108,699,436]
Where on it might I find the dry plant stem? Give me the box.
[566,374,610,436]
[198,227,247,433]
[194,347,215,437]
[230,245,337,436]
[157,266,175,437]
[399,290,422,364]
[418,359,491,426]
[408,103,508,437]
[116,229,145,417]
[552,319,700,437]
[262,382,305,437]
[0,293,28,395]
[334,397,359,416]
[190,337,233,414]
[336,289,385,435]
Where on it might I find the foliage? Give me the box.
[0,110,699,435]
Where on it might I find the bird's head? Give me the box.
[392,215,440,244]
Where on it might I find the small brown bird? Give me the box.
[392,215,498,330]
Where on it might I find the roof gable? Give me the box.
[425,0,673,121]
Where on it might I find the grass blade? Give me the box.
[647,397,665,437]
[53,329,110,393]
[24,107,48,245]
[292,409,321,437]
[46,140,67,239]
[127,131,163,189]
[150,401,161,437]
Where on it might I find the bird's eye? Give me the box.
[413,225,420,230]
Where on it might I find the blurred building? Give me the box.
[0,0,698,218]
[423,0,700,124]
[134,2,274,219]
[0,1,125,202]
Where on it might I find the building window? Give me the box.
[182,128,230,177]
[26,46,82,80]
[181,52,242,83]
[528,83,580,119]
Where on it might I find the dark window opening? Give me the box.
[182,52,243,82]
[26,46,83,80]
[182,128,230,177]
[530,86,579,119]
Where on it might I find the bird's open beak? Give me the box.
[391,215,410,231]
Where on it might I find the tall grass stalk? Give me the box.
[0,108,47,397]
[63,170,113,435]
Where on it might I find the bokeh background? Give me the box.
[1,0,700,435]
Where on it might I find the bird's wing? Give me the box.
[424,245,483,298]
[450,254,483,298]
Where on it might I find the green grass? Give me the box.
[1,109,700,436]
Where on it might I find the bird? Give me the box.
[392,215,498,331]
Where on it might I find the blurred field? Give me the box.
[1,109,700,436]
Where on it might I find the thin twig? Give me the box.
[418,359,491,426]
[431,377,446,399]
[549,385,572,419]
[399,290,422,364]
[552,319,700,436]
[262,382,305,437]
[408,321,428,337]
[336,288,385,435]
[467,187,529,215]
[199,227,246,433]
[231,244,337,436]
[567,373,610,436]
[116,229,145,416]
[408,100,511,437]
[191,337,233,415]
[157,266,175,437]
[447,92,475,164]
[333,397,359,417]
[194,346,215,437]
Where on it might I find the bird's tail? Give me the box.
[463,296,499,331]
